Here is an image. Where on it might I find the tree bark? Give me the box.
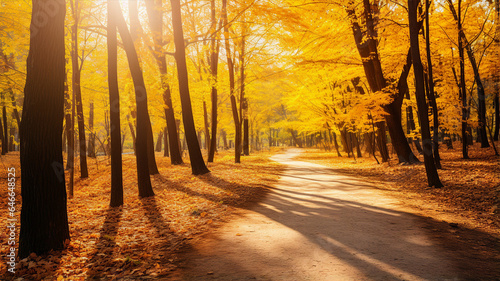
[70,0,88,178]
[208,0,221,162]
[113,0,155,197]
[88,101,95,157]
[494,0,500,141]
[156,131,163,152]
[2,98,8,154]
[19,0,70,258]
[347,1,419,164]
[408,0,443,188]
[170,0,210,175]
[107,0,123,207]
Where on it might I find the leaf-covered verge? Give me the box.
[0,150,284,280]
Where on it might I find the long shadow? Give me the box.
[86,206,123,279]
[177,156,500,280]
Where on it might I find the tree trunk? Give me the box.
[408,0,443,188]
[156,131,163,152]
[107,0,123,207]
[146,119,159,175]
[208,0,220,163]
[126,114,136,155]
[494,0,500,141]
[71,0,88,178]
[88,102,96,157]
[424,2,442,168]
[347,1,418,164]
[113,0,155,197]
[2,99,8,154]
[144,0,183,165]
[203,101,210,150]
[19,0,70,258]
[170,0,210,175]
[447,0,489,148]
[164,126,169,157]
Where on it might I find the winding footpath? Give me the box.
[175,149,462,281]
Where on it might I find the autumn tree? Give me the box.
[108,0,123,207]
[408,0,443,188]
[144,0,184,165]
[19,0,70,258]
[113,0,155,197]
[170,0,210,175]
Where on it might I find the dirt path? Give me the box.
[173,149,463,280]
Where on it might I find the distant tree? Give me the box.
[19,0,70,258]
[170,0,210,175]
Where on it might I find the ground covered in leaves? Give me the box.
[0,150,283,280]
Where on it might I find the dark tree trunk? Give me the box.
[9,89,21,128]
[113,0,155,197]
[107,0,123,207]
[163,126,169,157]
[241,31,249,156]
[457,0,469,159]
[494,0,500,141]
[333,131,342,157]
[126,114,136,155]
[208,0,220,163]
[70,0,88,178]
[156,131,163,152]
[170,0,210,175]
[447,0,489,148]
[144,0,183,165]
[408,0,443,188]
[424,0,441,168]
[146,119,159,175]
[203,101,210,150]
[88,102,96,158]
[347,1,419,164]
[64,73,72,164]
[9,127,15,151]
[3,100,8,154]
[0,111,4,155]
[19,0,70,258]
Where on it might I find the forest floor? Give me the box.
[0,149,284,280]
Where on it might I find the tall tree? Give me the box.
[129,0,159,175]
[2,94,8,154]
[70,0,88,178]
[346,0,419,164]
[144,0,184,165]
[208,0,221,162]
[456,0,469,159]
[447,0,489,148]
[408,0,443,188]
[88,101,96,157]
[112,0,155,197]
[108,0,123,207]
[170,0,210,175]
[241,23,249,156]
[424,0,442,169]
[494,0,500,141]
[19,0,70,258]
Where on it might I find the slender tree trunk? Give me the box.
[170,0,210,175]
[156,131,163,152]
[208,0,220,162]
[113,0,155,197]
[494,0,500,141]
[424,0,441,168]
[2,97,8,154]
[88,102,95,157]
[144,0,183,165]
[457,0,469,159]
[19,0,70,258]
[164,126,169,157]
[126,114,136,155]
[203,101,210,150]
[447,0,489,147]
[107,0,123,207]
[409,0,443,188]
[70,0,88,178]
